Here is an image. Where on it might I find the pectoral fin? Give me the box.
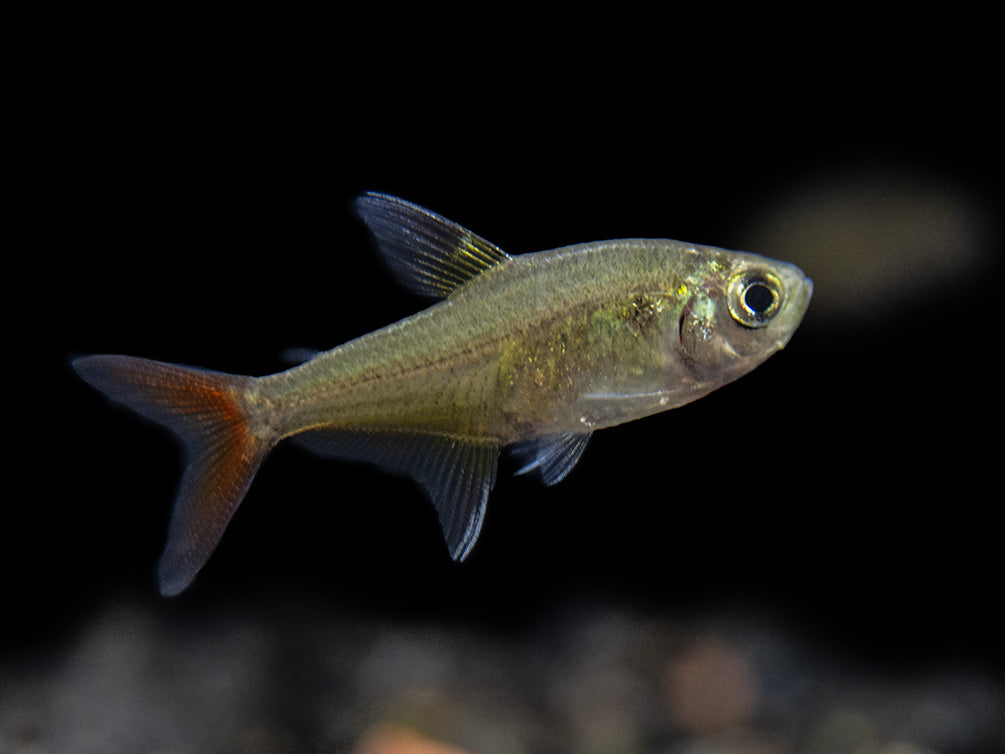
[513,432,592,486]
[294,429,500,561]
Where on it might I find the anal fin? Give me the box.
[294,429,500,561]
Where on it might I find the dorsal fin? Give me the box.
[355,192,512,299]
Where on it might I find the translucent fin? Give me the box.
[73,355,270,596]
[513,432,592,486]
[294,429,499,561]
[280,346,323,365]
[355,192,512,299]
[583,390,671,401]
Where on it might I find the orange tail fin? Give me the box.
[73,355,271,595]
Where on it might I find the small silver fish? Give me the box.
[75,193,812,594]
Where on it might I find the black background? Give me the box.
[13,13,1002,699]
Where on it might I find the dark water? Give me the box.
[12,22,1002,753]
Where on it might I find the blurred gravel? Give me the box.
[2,591,1001,753]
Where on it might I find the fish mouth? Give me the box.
[782,271,814,332]
[797,274,814,309]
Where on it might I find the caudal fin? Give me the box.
[73,355,271,596]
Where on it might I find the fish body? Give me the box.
[74,193,812,595]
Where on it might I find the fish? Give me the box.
[74,192,813,595]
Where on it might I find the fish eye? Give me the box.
[728,270,784,328]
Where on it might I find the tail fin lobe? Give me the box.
[73,355,271,595]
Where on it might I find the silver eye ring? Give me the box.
[727,269,784,328]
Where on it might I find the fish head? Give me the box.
[679,250,813,380]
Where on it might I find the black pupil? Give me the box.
[744,282,775,314]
